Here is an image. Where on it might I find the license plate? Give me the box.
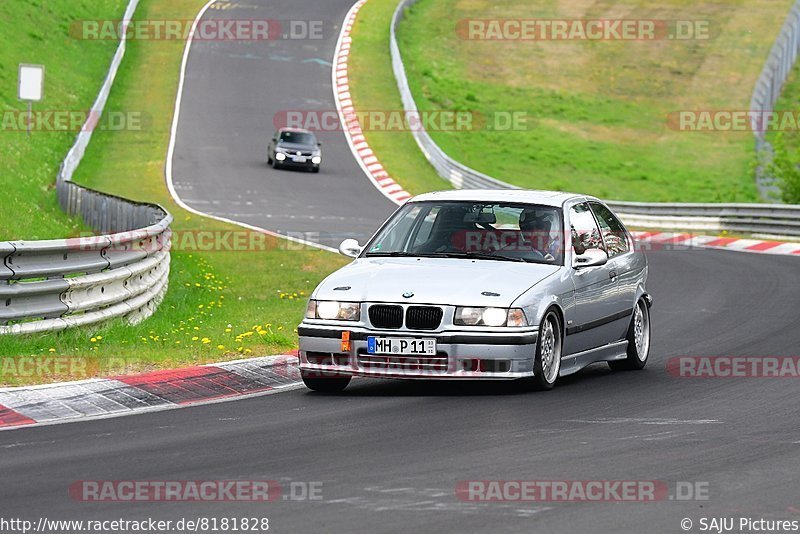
[367,337,436,356]
[292,156,306,163]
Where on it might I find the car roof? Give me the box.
[408,189,592,208]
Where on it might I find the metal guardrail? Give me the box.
[1,0,172,335]
[603,201,800,237]
[390,0,800,239]
[751,1,800,200]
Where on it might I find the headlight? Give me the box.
[311,156,322,164]
[454,307,527,327]
[275,152,286,161]
[305,300,360,321]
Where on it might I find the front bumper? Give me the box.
[297,324,538,380]
[274,154,319,169]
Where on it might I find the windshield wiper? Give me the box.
[366,251,534,263]
[364,251,416,257]
[432,251,525,262]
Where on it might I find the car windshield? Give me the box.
[279,131,316,145]
[364,201,564,265]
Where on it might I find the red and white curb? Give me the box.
[333,0,410,206]
[632,231,800,256]
[0,354,302,431]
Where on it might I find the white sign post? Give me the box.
[18,64,45,137]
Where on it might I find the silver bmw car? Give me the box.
[298,189,652,392]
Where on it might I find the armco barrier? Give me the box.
[1,0,172,335]
[389,0,800,234]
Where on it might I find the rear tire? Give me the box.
[530,310,562,390]
[301,371,351,392]
[609,298,650,371]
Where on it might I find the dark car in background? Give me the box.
[267,127,322,172]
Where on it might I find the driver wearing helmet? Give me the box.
[518,208,560,260]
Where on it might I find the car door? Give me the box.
[588,201,638,342]
[563,202,619,355]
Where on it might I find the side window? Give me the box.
[589,202,630,257]
[569,203,604,255]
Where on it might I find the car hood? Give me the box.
[277,142,317,151]
[313,257,561,307]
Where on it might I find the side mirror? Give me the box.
[572,248,608,269]
[317,142,322,147]
[338,239,362,258]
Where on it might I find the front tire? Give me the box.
[530,310,562,390]
[609,298,651,371]
[301,370,351,392]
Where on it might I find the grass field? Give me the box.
[0,0,347,385]
[351,0,793,203]
[0,0,126,240]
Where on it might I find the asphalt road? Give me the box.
[4,0,799,533]
[3,248,800,532]
[169,0,396,249]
